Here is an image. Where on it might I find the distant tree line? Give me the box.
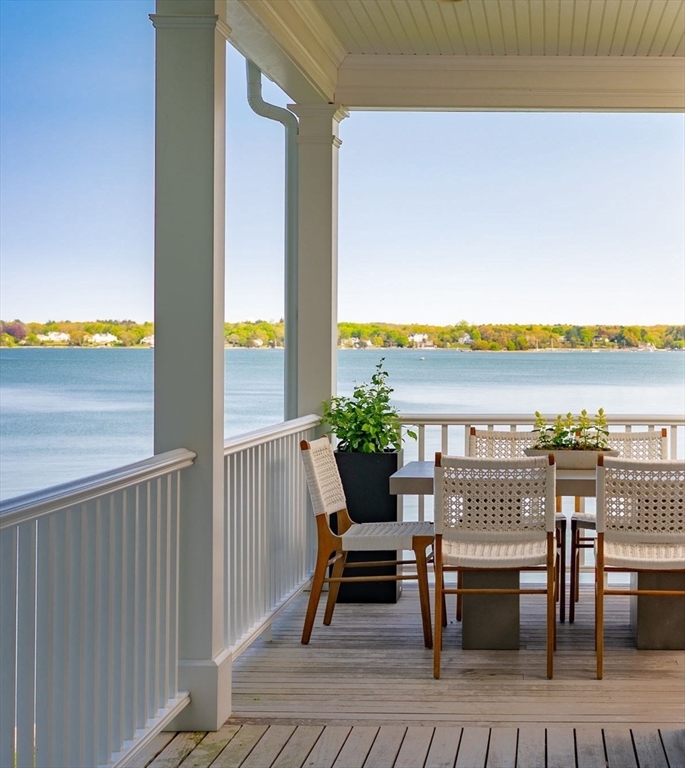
[1,319,683,350]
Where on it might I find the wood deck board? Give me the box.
[146,733,205,768]
[177,724,242,768]
[148,586,684,768]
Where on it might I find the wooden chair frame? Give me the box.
[433,452,557,680]
[467,428,566,622]
[570,428,668,624]
[595,453,685,679]
[300,439,434,648]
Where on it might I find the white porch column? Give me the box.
[288,104,348,416]
[150,0,231,730]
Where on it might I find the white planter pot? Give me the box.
[523,448,619,470]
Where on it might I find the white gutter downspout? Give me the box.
[246,60,299,420]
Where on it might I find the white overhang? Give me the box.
[226,0,685,111]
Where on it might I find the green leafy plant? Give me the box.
[532,408,610,450]
[321,359,416,453]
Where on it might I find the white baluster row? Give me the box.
[224,417,319,654]
[0,450,193,768]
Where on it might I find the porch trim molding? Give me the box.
[336,55,685,111]
[149,13,232,39]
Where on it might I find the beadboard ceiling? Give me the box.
[316,0,684,58]
[226,0,685,109]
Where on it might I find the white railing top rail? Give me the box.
[0,448,196,529]
[399,413,685,427]
[224,414,320,456]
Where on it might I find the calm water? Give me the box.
[1,347,683,499]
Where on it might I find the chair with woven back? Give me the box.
[467,428,567,622]
[433,453,558,679]
[569,428,668,623]
[300,436,435,647]
[595,454,685,678]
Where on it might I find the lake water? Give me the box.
[1,347,683,500]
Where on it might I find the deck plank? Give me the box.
[574,727,605,768]
[660,729,685,767]
[211,725,268,768]
[271,726,324,768]
[425,725,461,768]
[147,733,206,768]
[394,726,434,768]
[132,732,177,768]
[604,729,637,768]
[241,725,296,768]
[332,726,378,768]
[455,726,489,768]
[486,727,517,768]
[516,727,545,768]
[362,726,406,767]
[631,728,668,768]
[546,727,576,768]
[178,725,241,768]
[303,726,351,768]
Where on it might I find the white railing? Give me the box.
[398,413,685,521]
[224,416,319,655]
[0,449,195,768]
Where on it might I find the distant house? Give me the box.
[457,333,472,345]
[88,333,118,346]
[36,332,70,344]
[409,333,433,348]
[141,335,155,346]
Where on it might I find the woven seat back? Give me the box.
[606,430,668,460]
[468,429,536,458]
[300,436,347,517]
[597,458,685,543]
[435,456,556,542]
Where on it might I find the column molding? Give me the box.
[152,0,230,731]
[288,103,348,416]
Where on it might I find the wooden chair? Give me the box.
[595,455,685,679]
[569,429,668,623]
[300,437,435,647]
[433,453,557,679]
[468,428,567,622]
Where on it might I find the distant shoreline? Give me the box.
[2,345,680,353]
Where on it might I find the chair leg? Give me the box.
[441,573,447,627]
[569,520,578,623]
[433,544,443,679]
[596,548,604,679]
[301,550,330,644]
[456,570,463,622]
[323,552,347,626]
[414,543,433,649]
[556,519,566,623]
[547,543,555,679]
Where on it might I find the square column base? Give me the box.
[630,572,685,650]
[462,571,520,650]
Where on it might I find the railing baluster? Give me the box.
[16,521,36,768]
[0,527,17,768]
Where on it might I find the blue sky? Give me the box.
[1,0,683,327]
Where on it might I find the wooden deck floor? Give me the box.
[138,585,685,768]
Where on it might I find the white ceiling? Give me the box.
[226,0,685,110]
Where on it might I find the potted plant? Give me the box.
[525,408,618,469]
[321,359,416,602]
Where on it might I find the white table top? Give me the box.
[389,460,596,498]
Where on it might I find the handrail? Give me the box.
[0,448,196,528]
[224,414,320,456]
[399,413,685,427]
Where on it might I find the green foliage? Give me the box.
[533,408,609,450]
[321,359,416,453]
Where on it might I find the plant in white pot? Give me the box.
[525,408,618,469]
[321,359,416,602]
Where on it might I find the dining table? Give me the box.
[389,461,684,650]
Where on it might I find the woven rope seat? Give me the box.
[603,541,685,569]
[341,520,434,551]
[442,538,548,568]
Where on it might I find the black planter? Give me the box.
[332,450,402,603]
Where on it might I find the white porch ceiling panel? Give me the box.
[227,0,685,110]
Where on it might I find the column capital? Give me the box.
[288,104,349,124]
[149,13,231,40]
